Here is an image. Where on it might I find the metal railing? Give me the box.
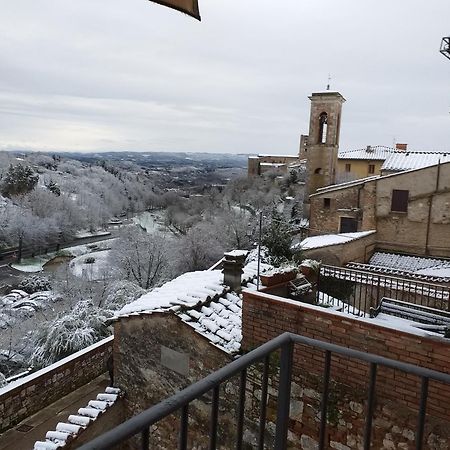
[78,332,450,450]
[317,265,450,316]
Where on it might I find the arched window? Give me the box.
[319,112,328,144]
[314,167,323,174]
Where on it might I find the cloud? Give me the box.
[0,0,449,153]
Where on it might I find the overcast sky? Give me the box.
[1,0,449,155]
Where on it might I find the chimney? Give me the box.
[222,250,248,292]
[396,143,407,151]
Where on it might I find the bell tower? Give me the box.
[305,91,345,197]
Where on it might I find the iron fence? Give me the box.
[317,265,450,316]
[78,332,450,450]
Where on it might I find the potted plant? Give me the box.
[260,266,297,287]
[299,259,321,283]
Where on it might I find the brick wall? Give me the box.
[0,336,113,432]
[242,291,450,449]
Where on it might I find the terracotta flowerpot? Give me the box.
[260,270,297,287]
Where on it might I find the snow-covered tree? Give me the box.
[176,221,225,273]
[0,204,59,261]
[108,228,170,289]
[262,209,293,266]
[102,280,145,310]
[0,164,38,198]
[45,180,61,196]
[31,300,111,368]
[18,275,52,294]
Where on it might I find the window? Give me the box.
[323,198,331,209]
[314,167,322,174]
[368,164,375,174]
[391,189,409,212]
[345,163,351,172]
[319,112,328,144]
[339,217,358,233]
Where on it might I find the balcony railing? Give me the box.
[78,332,450,450]
[318,264,450,316]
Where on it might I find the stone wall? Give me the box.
[309,179,377,235]
[305,92,345,196]
[309,162,450,258]
[247,155,300,177]
[376,162,450,257]
[302,232,376,266]
[242,290,450,449]
[114,313,237,449]
[0,336,113,432]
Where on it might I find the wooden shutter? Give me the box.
[391,189,409,212]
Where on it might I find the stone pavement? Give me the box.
[0,373,109,450]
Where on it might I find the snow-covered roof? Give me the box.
[311,176,379,196]
[116,260,271,354]
[381,152,450,172]
[338,146,396,161]
[260,162,286,167]
[313,160,450,198]
[348,252,450,283]
[177,292,244,354]
[117,270,226,316]
[257,154,299,159]
[296,231,376,250]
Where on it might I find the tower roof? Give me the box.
[309,91,346,102]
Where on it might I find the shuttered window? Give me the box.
[339,217,358,233]
[391,189,409,212]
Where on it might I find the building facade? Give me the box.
[309,161,450,257]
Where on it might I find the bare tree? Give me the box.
[108,228,169,289]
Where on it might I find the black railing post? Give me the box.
[178,404,189,450]
[209,385,220,450]
[141,427,149,449]
[274,339,294,450]
[236,369,247,450]
[318,351,332,450]
[257,355,270,450]
[416,377,429,450]
[363,363,377,450]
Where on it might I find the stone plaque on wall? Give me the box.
[160,346,189,376]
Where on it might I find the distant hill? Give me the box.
[7,151,250,170]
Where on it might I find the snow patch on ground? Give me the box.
[133,211,165,233]
[74,231,111,239]
[69,250,111,281]
[10,240,115,273]
[11,256,51,273]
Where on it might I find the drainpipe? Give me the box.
[425,160,441,255]
[357,184,364,230]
